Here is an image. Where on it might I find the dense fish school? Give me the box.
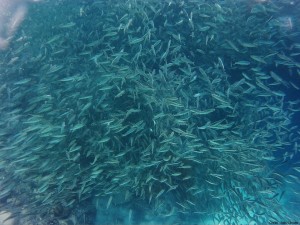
[0,0,300,224]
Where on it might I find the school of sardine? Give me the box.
[0,0,300,224]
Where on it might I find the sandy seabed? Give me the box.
[0,211,14,225]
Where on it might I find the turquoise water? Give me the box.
[0,0,300,224]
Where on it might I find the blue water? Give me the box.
[1,0,300,225]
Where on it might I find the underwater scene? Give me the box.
[1,0,300,224]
